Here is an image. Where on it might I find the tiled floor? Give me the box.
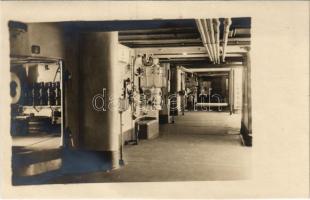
[48,111,251,183]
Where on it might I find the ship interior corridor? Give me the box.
[49,112,250,183]
[9,18,252,185]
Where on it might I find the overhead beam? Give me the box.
[135,46,205,54]
[197,73,229,76]
[185,63,243,68]
[227,37,250,42]
[119,33,199,40]
[156,54,208,59]
[154,53,243,59]
[134,45,248,56]
[175,66,238,74]
[160,58,209,62]
[120,37,250,45]
[119,27,198,35]
[120,38,202,45]
[190,68,231,72]
[229,28,251,37]
[119,27,250,38]
[164,61,244,67]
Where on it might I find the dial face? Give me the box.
[10,81,17,97]
[142,55,153,66]
[10,72,21,104]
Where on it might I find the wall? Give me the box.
[27,23,65,59]
[9,22,30,56]
[10,22,65,59]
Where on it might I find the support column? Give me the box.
[170,66,178,116]
[229,69,234,114]
[159,63,171,124]
[78,32,121,168]
[247,50,252,136]
[240,47,252,146]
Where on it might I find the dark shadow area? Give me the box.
[12,147,113,185]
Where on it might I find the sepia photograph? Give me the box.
[0,1,309,199]
[9,17,252,185]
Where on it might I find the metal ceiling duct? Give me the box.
[222,18,232,62]
[196,18,231,64]
[230,28,251,37]
[213,18,220,64]
[207,19,217,64]
[201,19,215,63]
[195,19,213,62]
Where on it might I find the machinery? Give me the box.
[136,54,167,111]
[10,62,62,136]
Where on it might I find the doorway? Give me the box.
[10,58,64,185]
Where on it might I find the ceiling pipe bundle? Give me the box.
[222,18,232,62]
[207,19,218,64]
[213,18,221,64]
[195,19,213,62]
[201,19,215,63]
[196,18,222,64]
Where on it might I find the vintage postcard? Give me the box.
[0,1,309,199]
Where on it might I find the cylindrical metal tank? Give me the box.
[78,32,121,168]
